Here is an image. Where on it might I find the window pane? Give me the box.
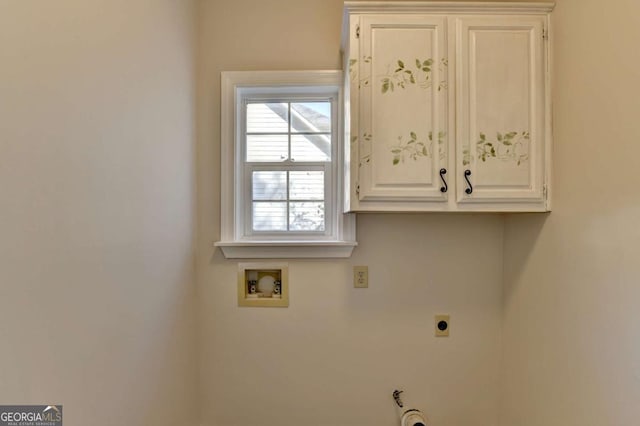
[291,135,331,162]
[246,135,288,162]
[291,102,331,133]
[253,202,287,231]
[247,103,288,133]
[253,171,286,200]
[289,171,324,200]
[289,202,325,231]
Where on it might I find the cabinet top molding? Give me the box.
[344,1,555,14]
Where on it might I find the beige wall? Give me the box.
[197,1,504,425]
[501,0,640,424]
[0,1,197,425]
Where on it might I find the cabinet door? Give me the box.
[357,15,449,204]
[456,16,547,207]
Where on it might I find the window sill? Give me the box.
[214,240,357,259]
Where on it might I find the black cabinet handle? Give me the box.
[439,168,448,193]
[464,169,473,194]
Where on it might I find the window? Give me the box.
[216,71,356,259]
[246,100,331,234]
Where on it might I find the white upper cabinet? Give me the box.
[343,2,554,212]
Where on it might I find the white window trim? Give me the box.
[215,70,357,259]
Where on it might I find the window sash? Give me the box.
[243,163,333,238]
[244,98,334,163]
[240,93,338,240]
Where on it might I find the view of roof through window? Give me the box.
[246,101,331,162]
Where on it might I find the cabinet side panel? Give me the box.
[346,15,361,211]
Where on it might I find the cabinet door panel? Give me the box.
[358,15,448,202]
[456,16,545,204]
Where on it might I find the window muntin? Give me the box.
[243,98,334,236]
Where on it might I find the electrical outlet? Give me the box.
[435,314,450,337]
[353,266,368,288]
